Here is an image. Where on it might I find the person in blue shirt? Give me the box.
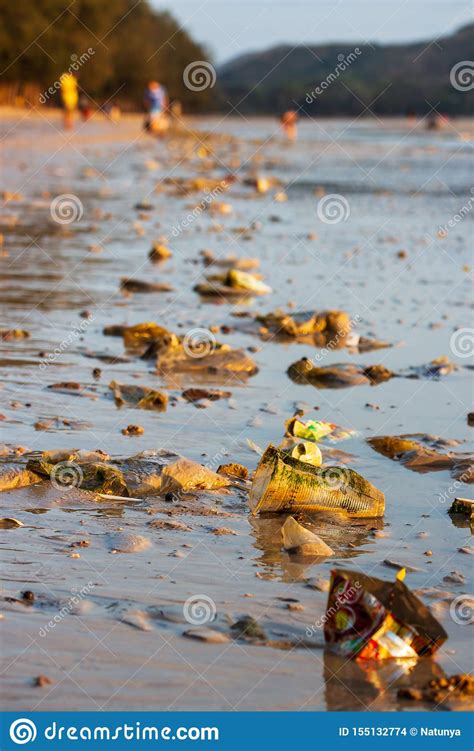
[143,80,169,135]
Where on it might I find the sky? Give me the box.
[152,0,472,63]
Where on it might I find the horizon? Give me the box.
[152,0,473,63]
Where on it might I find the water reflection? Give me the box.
[249,512,384,581]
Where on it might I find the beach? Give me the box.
[0,109,473,711]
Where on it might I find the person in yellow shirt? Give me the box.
[60,72,79,129]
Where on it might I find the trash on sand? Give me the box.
[248,445,385,517]
[258,309,350,338]
[368,435,474,483]
[217,463,249,479]
[149,242,172,262]
[109,381,168,411]
[121,424,144,436]
[0,517,24,529]
[285,416,356,442]
[160,458,231,494]
[288,358,394,388]
[200,249,259,270]
[195,269,271,298]
[123,323,179,350]
[0,464,43,492]
[231,615,267,641]
[0,328,30,340]
[288,441,322,467]
[324,568,447,660]
[398,674,474,705]
[146,338,258,380]
[449,497,473,518]
[120,278,174,293]
[182,388,232,403]
[281,516,334,556]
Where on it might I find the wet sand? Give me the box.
[0,110,473,711]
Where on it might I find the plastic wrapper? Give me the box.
[323,568,447,660]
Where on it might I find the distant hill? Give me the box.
[218,24,474,116]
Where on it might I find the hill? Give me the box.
[217,24,474,116]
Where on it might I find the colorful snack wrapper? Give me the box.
[285,417,356,443]
[323,568,447,660]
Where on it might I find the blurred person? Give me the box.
[78,94,92,121]
[281,109,298,141]
[60,72,78,129]
[144,80,169,136]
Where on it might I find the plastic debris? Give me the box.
[324,568,447,660]
[281,516,334,556]
[285,417,356,443]
[248,445,385,517]
[109,381,168,411]
[288,441,322,467]
[368,435,474,483]
[160,458,231,494]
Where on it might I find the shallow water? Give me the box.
[0,112,473,711]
